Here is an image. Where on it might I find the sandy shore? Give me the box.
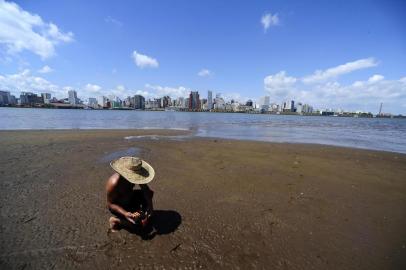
[0,130,405,269]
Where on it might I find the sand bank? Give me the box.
[0,130,405,269]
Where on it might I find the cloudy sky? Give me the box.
[0,0,405,113]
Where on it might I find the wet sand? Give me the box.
[0,129,405,269]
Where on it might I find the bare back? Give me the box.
[106,173,135,209]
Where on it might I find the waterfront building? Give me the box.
[97,96,108,108]
[9,95,17,105]
[176,97,185,108]
[214,96,225,110]
[161,96,171,108]
[108,96,122,108]
[258,96,270,111]
[269,103,279,112]
[20,92,43,106]
[111,101,121,108]
[88,97,98,108]
[225,103,233,111]
[0,90,11,105]
[231,101,240,112]
[122,96,132,107]
[133,95,145,109]
[207,91,213,110]
[145,99,160,109]
[68,90,78,105]
[41,93,51,104]
[296,102,303,114]
[291,100,295,112]
[237,105,252,112]
[281,101,292,112]
[246,100,253,107]
[202,102,208,110]
[108,95,121,103]
[189,91,200,110]
[302,104,313,113]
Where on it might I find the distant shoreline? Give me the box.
[1,105,403,118]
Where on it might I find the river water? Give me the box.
[1,107,405,153]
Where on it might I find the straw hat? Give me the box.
[110,156,155,184]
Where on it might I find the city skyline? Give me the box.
[1,0,406,114]
[2,88,397,117]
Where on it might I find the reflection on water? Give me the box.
[99,147,142,163]
[1,107,405,153]
[124,135,190,141]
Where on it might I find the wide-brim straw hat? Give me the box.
[110,156,155,184]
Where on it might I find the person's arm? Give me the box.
[106,176,140,224]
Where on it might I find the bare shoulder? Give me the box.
[106,173,120,192]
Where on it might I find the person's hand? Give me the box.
[140,211,153,227]
[124,211,140,224]
[141,213,150,227]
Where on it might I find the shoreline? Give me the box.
[2,105,405,118]
[1,129,405,269]
[1,128,405,155]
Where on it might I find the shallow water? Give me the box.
[99,147,142,163]
[1,107,405,153]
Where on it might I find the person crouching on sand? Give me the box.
[106,156,155,232]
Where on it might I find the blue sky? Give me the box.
[0,0,405,113]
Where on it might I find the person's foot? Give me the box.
[109,216,121,232]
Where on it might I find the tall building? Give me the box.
[20,92,42,106]
[133,95,145,109]
[0,90,11,105]
[161,96,171,108]
[258,96,270,111]
[189,91,200,110]
[97,96,108,108]
[145,99,160,109]
[296,102,303,114]
[214,96,225,110]
[207,90,213,110]
[155,98,162,108]
[302,104,313,113]
[41,93,51,104]
[282,100,295,112]
[68,90,78,105]
[88,97,98,108]
[176,97,185,108]
[246,100,253,107]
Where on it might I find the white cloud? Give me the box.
[352,74,385,88]
[261,13,279,32]
[264,71,297,98]
[145,84,190,98]
[105,16,123,27]
[368,74,384,83]
[131,51,159,69]
[0,69,62,96]
[0,1,74,59]
[198,69,212,77]
[37,65,53,73]
[84,83,102,93]
[302,58,378,84]
[264,68,406,113]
